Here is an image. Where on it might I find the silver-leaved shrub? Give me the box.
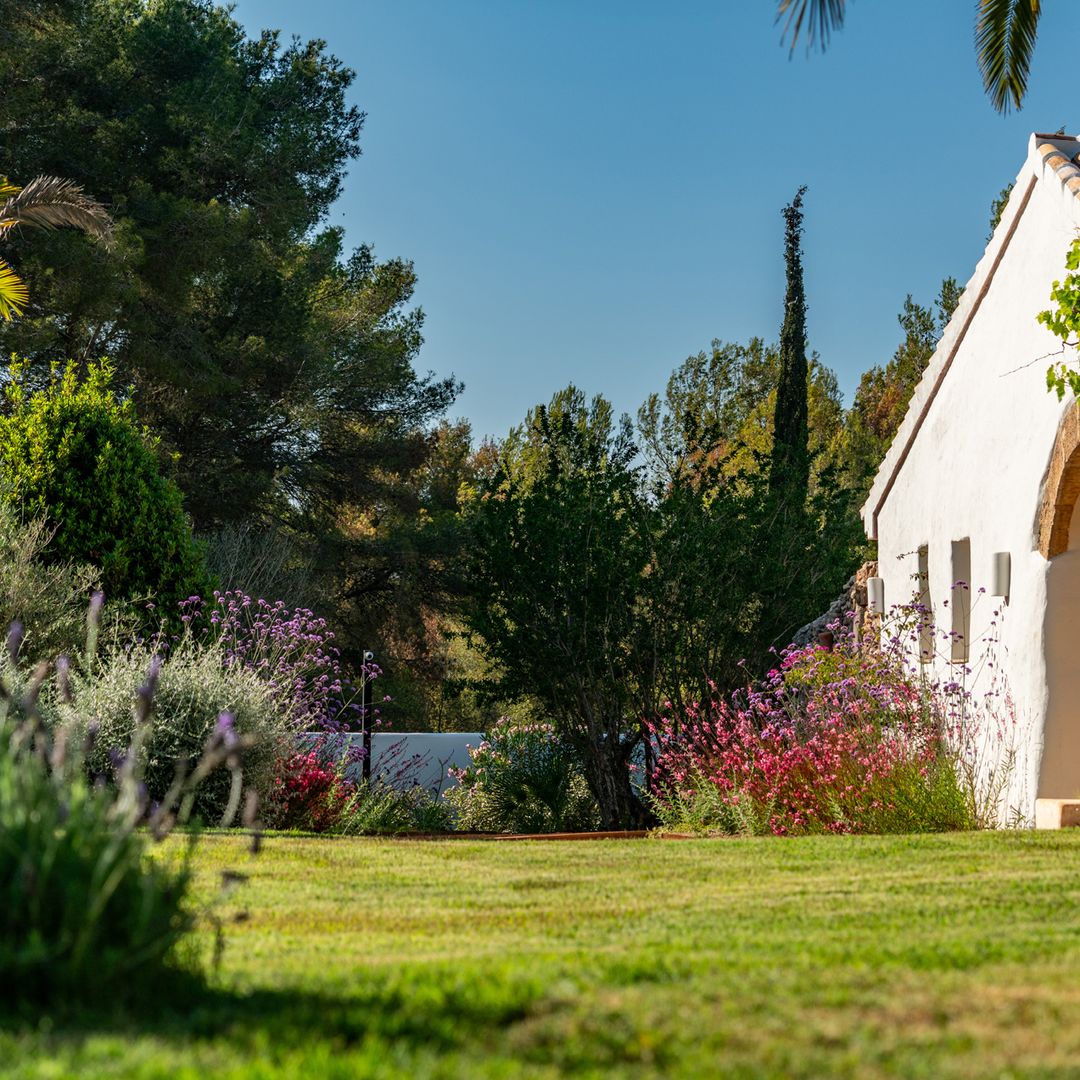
[67,633,288,824]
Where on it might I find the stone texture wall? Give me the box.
[792,560,878,649]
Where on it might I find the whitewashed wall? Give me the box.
[863,134,1080,821]
[305,732,482,795]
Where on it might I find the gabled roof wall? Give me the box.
[861,133,1080,540]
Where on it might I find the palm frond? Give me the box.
[0,177,20,200]
[0,176,114,248]
[976,0,1042,113]
[0,257,29,320]
[776,0,847,54]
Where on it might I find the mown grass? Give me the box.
[5,830,1080,1078]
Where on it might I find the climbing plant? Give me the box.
[1038,237,1080,400]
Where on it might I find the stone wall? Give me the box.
[792,560,878,649]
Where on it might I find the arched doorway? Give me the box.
[1039,406,1080,796]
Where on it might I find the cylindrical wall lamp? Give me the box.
[991,551,1011,599]
[867,576,885,614]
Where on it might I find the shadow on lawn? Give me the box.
[0,969,541,1057]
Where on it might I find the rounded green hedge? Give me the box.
[0,359,210,613]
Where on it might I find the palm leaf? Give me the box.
[0,257,29,320]
[776,0,847,54]
[976,0,1042,113]
[0,176,114,248]
[0,177,20,200]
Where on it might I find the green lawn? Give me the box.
[6,831,1080,1078]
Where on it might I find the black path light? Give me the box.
[361,650,375,783]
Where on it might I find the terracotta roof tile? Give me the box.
[1037,141,1080,194]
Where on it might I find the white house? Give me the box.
[862,132,1080,826]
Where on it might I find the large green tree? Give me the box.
[0,0,457,531]
[639,342,859,696]
[776,0,1043,113]
[461,388,652,828]
[0,0,459,663]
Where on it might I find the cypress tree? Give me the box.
[770,186,810,500]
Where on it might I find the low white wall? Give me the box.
[305,732,482,795]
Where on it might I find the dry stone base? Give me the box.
[792,560,878,649]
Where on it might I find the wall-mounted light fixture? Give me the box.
[867,576,885,614]
[991,551,1011,600]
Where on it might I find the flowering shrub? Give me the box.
[273,749,354,832]
[272,741,451,834]
[180,590,380,733]
[649,631,974,836]
[445,717,600,833]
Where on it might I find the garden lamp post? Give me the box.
[361,650,374,783]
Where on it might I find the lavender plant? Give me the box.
[0,616,258,1007]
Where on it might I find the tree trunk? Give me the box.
[582,733,644,830]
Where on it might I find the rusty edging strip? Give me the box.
[870,172,1038,540]
[366,830,658,841]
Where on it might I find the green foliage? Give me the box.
[70,634,286,824]
[843,279,961,501]
[334,783,453,836]
[444,718,601,834]
[636,337,845,488]
[770,186,811,499]
[461,387,650,828]
[777,0,1044,115]
[0,505,102,663]
[652,757,972,837]
[0,649,199,1008]
[0,360,210,613]
[464,372,861,825]
[974,0,1043,114]
[1039,237,1080,400]
[987,182,1015,242]
[0,0,459,670]
[649,780,771,836]
[635,328,861,699]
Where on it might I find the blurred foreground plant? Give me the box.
[0,605,260,1009]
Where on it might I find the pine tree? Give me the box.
[770,186,810,500]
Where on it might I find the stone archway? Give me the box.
[1038,405,1080,558]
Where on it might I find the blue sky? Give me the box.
[232,0,1078,442]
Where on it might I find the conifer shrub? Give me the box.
[0,360,210,613]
